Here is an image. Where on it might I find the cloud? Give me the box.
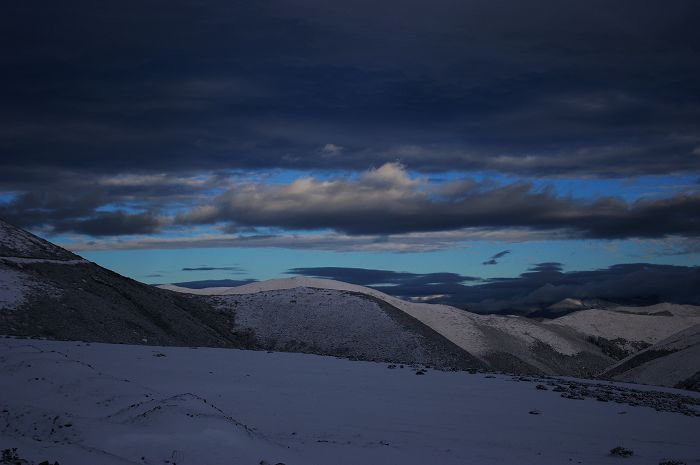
[482,250,510,265]
[181,266,244,273]
[0,189,168,236]
[0,173,224,236]
[176,163,700,239]
[52,211,166,236]
[3,162,698,241]
[287,267,481,300]
[287,267,478,286]
[321,144,343,155]
[528,263,563,273]
[3,2,699,242]
[288,263,700,313]
[62,228,564,253]
[462,263,700,313]
[1,1,700,180]
[172,279,257,289]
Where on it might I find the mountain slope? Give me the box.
[0,220,485,371]
[163,278,700,381]
[210,287,484,370]
[162,278,615,376]
[0,219,248,348]
[545,305,700,359]
[0,219,78,260]
[602,324,700,390]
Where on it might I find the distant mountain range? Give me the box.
[2,218,699,390]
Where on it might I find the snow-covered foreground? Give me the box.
[1,338,698,465]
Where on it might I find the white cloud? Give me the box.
[171,162,700,239]
[321,143,343,155]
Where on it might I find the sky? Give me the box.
[1,1,699,311]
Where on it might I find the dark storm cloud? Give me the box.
[287,267,478,286]
[181,266,244,273]
[527,263,564,273]
[173,279,257,289]
[288,267,480,300]
[0,172,226,235]
[482,250,510,265]
[0,191,105,229]
[2,162,699,239]
[461,263,700,313]
[289,263,700,313]
[176,164,700,239]
[1,0,700,181]
[53,211,165,236]
[0,189,167,236]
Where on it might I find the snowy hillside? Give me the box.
[0,220,248,348]
[0,219,83,311]
[611,303,700,318]
[218,287,482,369]
[546,306,700,357]
[1,337,698,465]
[162,277,700,381]
[162,278,615,376]
[603,324,700,390]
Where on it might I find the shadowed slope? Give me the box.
[0,219,250,348]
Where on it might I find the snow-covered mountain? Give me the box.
[545,304,700,358]
[0,219,78,260]
[2,218,698,389]
[209,286,483,370]
[603,323,700,390]
[162,277,700,382]
[548,297,585,312]
[0,219,246,348]
[164,278,614,376]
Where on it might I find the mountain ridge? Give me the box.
[0,219,250,348]
[2,218,699,390]
[161,277,700,384]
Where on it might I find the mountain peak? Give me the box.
[0,218,78,260]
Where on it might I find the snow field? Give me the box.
[1,338,698,465]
